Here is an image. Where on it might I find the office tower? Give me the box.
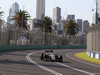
[93,0,100,24]
[97,0,100,17]
[7,2,19,24]
[95,0,100,23]
[30,18,38,31]
[54,24,58,31]
[36,0,45,20]
[11,2,19,15]
[53,7,61,24]
[93,13,96,24]
[82,20,89,32]
[77,19,82,31]
[7,8,12,24]
[67,15,75,21]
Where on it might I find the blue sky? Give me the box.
[0,0,96,24]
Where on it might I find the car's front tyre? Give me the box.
[57,55,63,62]
[40,54,44,60]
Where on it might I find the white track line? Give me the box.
[94,73,100,74]
[56,62,94,75]
[66,52,100,68]
[26,52,62,75]
[55,51,100,75]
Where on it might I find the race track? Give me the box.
[0,49,100,75]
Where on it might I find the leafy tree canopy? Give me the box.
[64,20,79,36]
[10,9,31,29]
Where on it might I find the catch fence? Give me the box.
[0,25,86,46]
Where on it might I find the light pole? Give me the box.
[94,0,98,24]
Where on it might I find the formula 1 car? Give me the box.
[40,50,63,62]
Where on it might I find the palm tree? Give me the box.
[0,12,3,18]
[39,16,53,33]
[10,9,30,29]
[0,7,3,20]
[98,18,100,23]
[64,20,79,45]
[64,20,79,36]
[0,7,3,17]
[0,7,4,28]
[0,12,3,25]
[36,16,53,45]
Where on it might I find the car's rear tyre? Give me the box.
[59,55,63,62]
[43,55,47,61]
[40,54,44,60]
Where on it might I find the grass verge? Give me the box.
[75,52,100,64]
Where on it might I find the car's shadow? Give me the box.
[62,61,72,64]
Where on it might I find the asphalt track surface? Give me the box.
[0,49,100,75]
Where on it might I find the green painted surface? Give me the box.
[0,45,87,51]
[76,52,100,64]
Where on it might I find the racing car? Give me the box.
[40,50,63,62]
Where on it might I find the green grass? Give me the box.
[75,52,100,64]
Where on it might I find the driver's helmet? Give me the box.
[50,50,53,53]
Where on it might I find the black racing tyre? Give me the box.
[59,55,63,62]
[55,55,58,61]
[43,55,47,61]
[40,54,44,60]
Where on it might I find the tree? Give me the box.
[0,11,3,25]
[64,20,79,36]
[91,23,95,26]
[0,12,3,18]
[0,7,5,28]
[39,16,53,33]
[98,18,100,23]
[10,9,30,29]
[36,16,53,45]
[64,20,79,45]
[0,7,3,18]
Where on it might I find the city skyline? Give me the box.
[67,15,75,21]
[7,2,19,24]
[0,0,97,24]
[36,0,45,20]
[53,7,61,23]
[76,19,82,31]
[97,0,100,17]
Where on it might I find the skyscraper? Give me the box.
[97,0,100,17]
[92,13,96,24]
[53,7,61,24]
[7,2,19,24]
[67,15,75,21]
[77,19,82,31]
[36,0,45,20]
[11,2,19,15]
[82,20,89,32]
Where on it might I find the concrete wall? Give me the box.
[85,25,100,59]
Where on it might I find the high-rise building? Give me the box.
[67,15,75,21]
[11,2,19,15]
[93,0,100,24]
[97,0,100,17]
[7,2,19,24]
[77,19,82,31]
[36,0,45,20]
[93,13,96,24]
[82,20,89,32]
[53,7,61,24]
